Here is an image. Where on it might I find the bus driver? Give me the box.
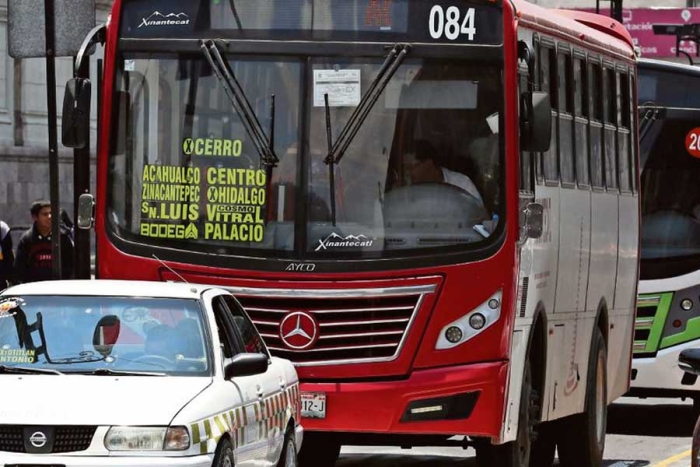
[409,139,484,204]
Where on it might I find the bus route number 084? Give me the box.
[429,5,477,41]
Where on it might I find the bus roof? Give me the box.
[638,58,700,76]
[512,0,635,60]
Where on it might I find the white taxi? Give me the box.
[0,280,302,466]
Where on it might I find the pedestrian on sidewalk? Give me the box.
[0,220,13,289]
[13,200,74,284]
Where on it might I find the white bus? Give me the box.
[630,59,700,411]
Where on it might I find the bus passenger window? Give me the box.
[618,72,632,193]
[574,57,590,188]
[558,51,575,186]
[603,67,618,191]
[540,46,558,184]
[588,62,604,190]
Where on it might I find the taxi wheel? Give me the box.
[557,328,607,467]
[277,429,298,467]
[298,433,340,467]
[212,437,235,467]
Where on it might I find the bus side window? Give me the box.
[618,71,632,194]
[574,56,590,188]
[588,61,604,190]
[540,45,559,185]
[519,72,534,195]
[630,73,638,193]
[603,66,619,191]
[558,49,575,187]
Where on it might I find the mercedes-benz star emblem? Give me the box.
[30,431,47,448]
[279,311,319,350]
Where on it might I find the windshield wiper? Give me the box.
[324,44,411,167]
[200,39,278,169]
[0,365,63,375]
[323,44,411,224]
[639,105,662,143]
[74,368,166,377]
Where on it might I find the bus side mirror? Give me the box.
[77,193,95,230]
[679,349,700,375]
[62,78,92,149]
[520,91,552,153]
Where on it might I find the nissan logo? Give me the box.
[29,431,47,448]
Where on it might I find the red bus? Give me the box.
[64,1,640,466]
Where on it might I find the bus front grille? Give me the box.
[235,283,436,366]
[633,293,673,356]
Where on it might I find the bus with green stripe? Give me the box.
[630,58,700,410]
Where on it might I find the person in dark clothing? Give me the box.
[0,220,13,288]
[14,200,74,284]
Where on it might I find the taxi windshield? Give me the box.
[0,295,211,376]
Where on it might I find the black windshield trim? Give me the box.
[119,39,504,60]
[641,255,700,281]
[105,51,507,272]
[105,223,506,274]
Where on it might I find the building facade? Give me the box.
[0,0,111,241]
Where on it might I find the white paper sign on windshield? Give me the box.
[313,69,362,107]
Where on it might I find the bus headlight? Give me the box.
[105,426,190,451]
[682,299,694,311]
[445,326,464,343]
[436,290,502,350]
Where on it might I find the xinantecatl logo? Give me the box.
[139,11,190,28]
[315,233,374,251]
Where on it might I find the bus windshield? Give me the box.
[640,109,700,277]
[107,50,504,261]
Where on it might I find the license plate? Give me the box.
[301,391,326,419]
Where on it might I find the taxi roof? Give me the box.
[2,280,209,300]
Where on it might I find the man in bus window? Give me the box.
[409,139,484,203]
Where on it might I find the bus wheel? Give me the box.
[557,328,608,467]
[530,420,556,467]
[476,360,535,467]
[297,433,340,467]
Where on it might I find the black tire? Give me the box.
[277,429,298,467]
[297,433,340,467]
[530,421,556,467]
[557,328,608,467]
[212,437,234,467]
[476,361,535,467]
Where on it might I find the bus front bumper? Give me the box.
[632,340,700,393]
[299,361,508,438]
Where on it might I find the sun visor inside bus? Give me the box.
[119,0,503,45]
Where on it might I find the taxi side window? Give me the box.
[212,297,236,359]
[222,295,269,357]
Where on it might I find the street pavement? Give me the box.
[335,398,696,467]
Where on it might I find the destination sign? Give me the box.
[120,0,503,45]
